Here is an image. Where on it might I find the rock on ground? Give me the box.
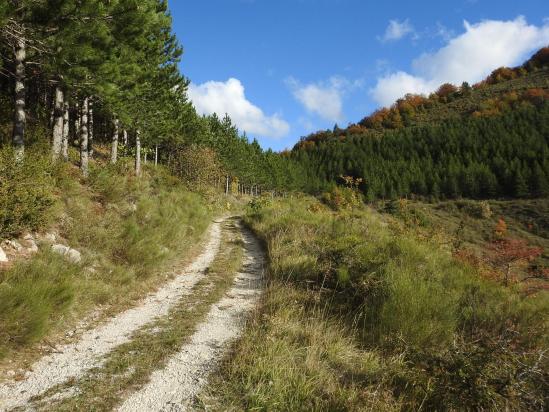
[0,246,7,263]
[51,244,82,263]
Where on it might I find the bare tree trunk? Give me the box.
[12,36,26,160]
[155,145,158,166]
[123,129,128,146]
[135,129,141,176]
[62,102,69,160]
[88,98,94,158]
[49,89,54,128]
[225,175,229,195]
[74,100,80,143]
[144,151,148,164]
[80,97,89,177]
[111,118,119,164]
[52,86,64,160]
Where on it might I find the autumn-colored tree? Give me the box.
[360,107,390,129]
[340,175,363,190]
[486,238,542,285]
[494,218,507,238]
[487,67,517,84]
[436,83,458,98]
[346,124,367,135]
[523,88,547,105]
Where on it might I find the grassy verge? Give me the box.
[378,198,549,267]
[203,196,549,411]
[35,218,244,411]
[0,146,234,362]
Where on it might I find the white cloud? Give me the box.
[371,72,433,106]
[380,19,415,42]
[287,76,362,123]
[188,78,289,139]
[371,17,549,106]
[298,117,316,133]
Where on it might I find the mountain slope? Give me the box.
[292,48,549,200]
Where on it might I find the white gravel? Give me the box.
[0,221,223,412]
[118,225,265,412]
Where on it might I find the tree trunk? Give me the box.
[111,118,119,164]
[135,129,141,176]
[155,145,158,166]
[225,175,229,195]
[123,129,128,146]
[505,263,511,286]
[51,86,64,160]
[62,102,69,160]
[80,97,89,177]
[88,98,94,158]
[12,36,26,160]
[144,152,147,164]
[74,100,80,143]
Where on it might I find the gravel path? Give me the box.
[118,224,265,412]
[0,221,223,412]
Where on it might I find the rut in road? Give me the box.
[0,220,224,412]
[117,223,265,412]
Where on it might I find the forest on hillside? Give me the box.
[293,49,549,201]
[0,0,304,193]
[295,102,549,200]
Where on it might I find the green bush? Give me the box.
[453,199,493,219]
[0,147,58,238]
[320,186,362,211]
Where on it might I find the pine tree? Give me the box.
[513,169,529,198]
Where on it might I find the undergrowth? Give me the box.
[0,147,222,359]
[205,196,548,411]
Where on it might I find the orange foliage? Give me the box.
[523,88,548,105]
[346,124,367,135]
[494,218,507,238]
[486,238,543,285]
[487,67,518,84]
[360,107,390,129]
[436,83,458,98]
[453,248,498,280]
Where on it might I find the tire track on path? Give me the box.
[117,224,265,412]
[0,220,224,412]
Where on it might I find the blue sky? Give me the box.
[169,0,549,150]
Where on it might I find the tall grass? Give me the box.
[0,151,217,359]
[205,196,548,411]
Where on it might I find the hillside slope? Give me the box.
[292,48,549,200]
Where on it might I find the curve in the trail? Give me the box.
[118,224,265,412]
[0,221,224,412]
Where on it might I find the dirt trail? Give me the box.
[117,224,265,412]
[0,221,224,412]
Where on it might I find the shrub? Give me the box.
[320,186,362,211]
[0,147,58,238]
[168,145,225,190]
[454,199,493,219]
